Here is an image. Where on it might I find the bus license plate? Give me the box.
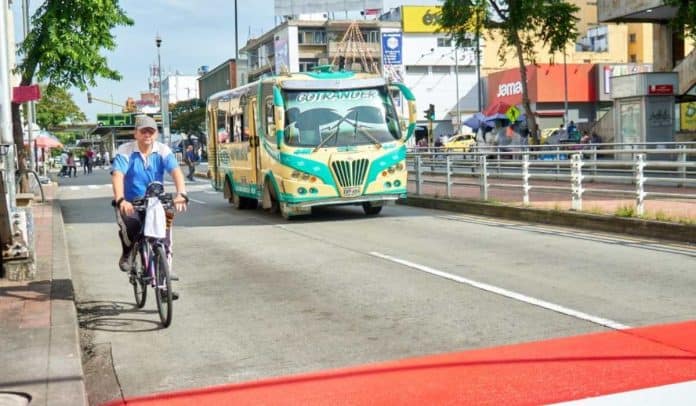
[342,186,361,197]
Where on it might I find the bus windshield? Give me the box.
[283,87,401,148]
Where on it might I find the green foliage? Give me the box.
[663,0,696,43]
[16,0,133,89]
[439,0,580,141]
[614,205,636,217]
[171,99,206,134]
[36,85,87,129]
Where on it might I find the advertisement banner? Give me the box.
[274,31,289,74]
[381,32,402,65]
[682,102,696,131]
[402,6,442,33]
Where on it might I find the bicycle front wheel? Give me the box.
[131,245,147,308]
[153,245,173,327]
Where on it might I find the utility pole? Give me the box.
[234,0,239,60]
[156,35,170,147]
[21,0,35,171]
[1,0,16,208]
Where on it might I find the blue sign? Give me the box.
[381,32,402,65]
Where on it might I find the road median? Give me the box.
[401,195,696,244]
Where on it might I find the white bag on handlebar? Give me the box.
[144,197,167,238]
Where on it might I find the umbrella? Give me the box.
[462,112,492,131]
[26,133,63,149]
[483,100,511,117]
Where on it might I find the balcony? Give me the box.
[327,41,381,59]
[598,0,677,23]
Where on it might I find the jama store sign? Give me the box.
[496,81,523,97]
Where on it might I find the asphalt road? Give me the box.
[58,168,696,404]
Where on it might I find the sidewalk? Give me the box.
[0,183,87,405]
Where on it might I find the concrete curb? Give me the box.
[401,196,696,244]
[49,202,88,405]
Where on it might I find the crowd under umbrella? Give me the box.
[462,112,492,131]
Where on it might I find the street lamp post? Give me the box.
[156,35,170,146]
[454,46,460,135]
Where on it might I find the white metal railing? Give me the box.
[407,146,696,216]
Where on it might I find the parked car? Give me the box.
[444,134,476,152]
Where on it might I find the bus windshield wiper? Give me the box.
[313,115,348,152]
[346,113,382,149]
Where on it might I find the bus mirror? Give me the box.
[274,106,284,148]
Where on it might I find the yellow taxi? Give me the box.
[443,134,476,152]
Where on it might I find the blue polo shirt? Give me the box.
[112,141,178,201]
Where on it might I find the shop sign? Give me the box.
[402,6,442,33]
[496,81,523,98]
[648,84,673,95]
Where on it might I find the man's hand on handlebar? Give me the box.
[173,193,188,212]
[118,199,135,216]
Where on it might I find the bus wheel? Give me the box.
[362,202,383,215]
[280,203,291,220]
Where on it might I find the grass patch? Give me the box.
[614,204,636,217]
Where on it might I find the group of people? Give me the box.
[57,147,111,178]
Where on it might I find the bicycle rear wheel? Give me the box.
[131,245,147,308]
[153,245,173,327]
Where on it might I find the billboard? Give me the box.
[274,0,382,16]
[381,32,402,65]
[402,6,442,33]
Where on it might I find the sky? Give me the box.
[12,0,440,122]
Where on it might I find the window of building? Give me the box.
[364,30,379,43]
[298,30,326,44]
[405,66,428,74]
[629,54,637,63]
[628,33,636,43]
[437,37,452,47]
[432,66,450,74]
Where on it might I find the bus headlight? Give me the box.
[291,170,317,183]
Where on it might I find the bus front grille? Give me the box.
[331,159,369,194]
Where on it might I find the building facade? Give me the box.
[239,17,399,84]
[197,59,241,103]
[162,74,200,105]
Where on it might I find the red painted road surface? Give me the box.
[103,320,696,405]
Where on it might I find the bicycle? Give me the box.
[114,182,180,327]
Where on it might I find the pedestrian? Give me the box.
[59,150,69,177]
[591,132,602,144]
[103,150,111,169]
[67,152,77,177]
[184,144,198,181]
[86,147,95,174]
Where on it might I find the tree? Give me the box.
[171,99,206,135]
[12,0,133,175]
[664,0,696,43]
[440,0,580,143]
[35,85,87,130]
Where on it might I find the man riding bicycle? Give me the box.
[111,115,188,292]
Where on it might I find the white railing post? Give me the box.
[571,153,584,211]
[445,155,452,198]
[678,144,687,186]
[480,155,488,200]
[635,153,646,216]
[415,155,423,195]
[522,153,530,205]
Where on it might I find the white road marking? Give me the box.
[370,251,630,330]
[188,198,206,204]
[87,185,99,189]
[70,186,79,191]
[552,379,696,405]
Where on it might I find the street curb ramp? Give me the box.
[401,196,696,244]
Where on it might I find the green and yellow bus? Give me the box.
[206,67,416,218]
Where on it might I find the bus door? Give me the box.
[242,95,259,196]
[208,107,221,190]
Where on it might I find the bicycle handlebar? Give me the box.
[111,193,176,211]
